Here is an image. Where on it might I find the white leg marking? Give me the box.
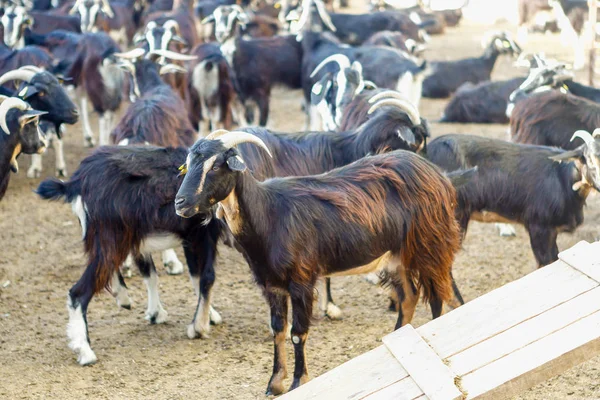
[71,196,87,239]
[187,291,212,339]
[54,136,67,177]
[496,223,517,237]
[80,96,95,147]
[27,154,43,178]
[162,249,184,275]
[98,113,108,146]
[121,254,133,278]
[326,301,342,320]
[66,297,97,366]
[110,271,131,309]
[144,268,168,324]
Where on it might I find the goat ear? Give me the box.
[447,167,477,188]
[18,109,47,127]
[226,155,246,172]
[549,148,585,163]
[201,15,215,24]
[18,85,38,99]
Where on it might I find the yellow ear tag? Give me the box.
[18,87,27,97]
[274,2,281,8]
[178,164,188,176]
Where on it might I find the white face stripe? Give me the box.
[160,28,173,51]
[146,29,156,51]
[195,155,218,195]
[2,6,26,47]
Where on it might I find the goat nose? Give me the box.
[175,197,186,206]
[72,109,79,116]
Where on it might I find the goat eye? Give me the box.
[212,165,220,171]
[38,91,45,97]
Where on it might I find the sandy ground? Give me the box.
[1,14,600,400]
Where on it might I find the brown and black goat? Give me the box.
[143,0,198,48]
[187,42,237,136]
[427,132,600,267]
[0,96,48,200]
[203,5,303,126]
[175,130,461,394]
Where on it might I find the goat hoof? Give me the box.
[187,323,210,339]
[56,168,68,178]
[121,303,131,310]
[164,260,184,275]
[145,308,168,324]
[76,346,98,366]
[209,306,222,325]
[84,137,95,148]
[27,168,41,179]
[266,382,285,396]
[326,303,342,320]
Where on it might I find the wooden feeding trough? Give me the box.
[281,240,600,400]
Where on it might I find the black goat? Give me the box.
[440,78,526,124]
[427,132,600,267]
[0,96,47,200]
[0,65,79,178]
[175,131,461,394]
[203,5,303,126]
[422,32,521,99]
[36,145,223,365]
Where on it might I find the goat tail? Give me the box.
[36,178,69,201]
[399,174,461,305]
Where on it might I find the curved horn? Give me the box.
[313,0,335,31]
[146,21,158,31]
[594,128,600,139]
[368,90,412,104]
[571,130,595,146]
[0,97,30,135]
[368,98,421,126]
[100,0,114,17]
[133,32,147,44]
[149,49,197,61]
[218,131,273,157]
[163,19,180,34]
[69,0,82,15]
[19,65,45,73]
[205,129,230,140]
[310,54,351,78]
[114,48,146,59]
[294,0,312,32]
[0,68,36,86]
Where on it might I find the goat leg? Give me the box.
[137,254,168,324]
[27,154,43,179]
[54,134,68,177]
[266,291,289,396]
[80,96,95,147]
[288,281,313,392]
[110,270,131,309]
[392,259,419,330]
[527,224,559,268]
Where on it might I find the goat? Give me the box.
[36,145,223,365]
[0,66,79,178]
[143,0,198,48]
[291,0,430,44]
[68,0,135,47]
[2,5,80,49]
[427,132,600,268]
[422,32,521,99]
[439,78,526,124]
[363,30,425,55]
[63,32,124,147]
[0,96,48,200]
[187,42,236,136]
[203,5,303,126]
[174,130,461,394]
[109,48,197,148]
[0,37,53,75]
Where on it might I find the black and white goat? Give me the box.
[174,130,461,394]
[427,131,600,268]
[37,145,223,365]
[203,5,303,126]
[142,0,198,49]
[422,32,521,99]
[0,66,79,178]
[0,96,48,200]
[68,0,136,47]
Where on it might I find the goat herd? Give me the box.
[1,0,599,397]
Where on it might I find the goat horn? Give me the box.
[310,54,351,78]
[0,97,30,135]
[368,98,421,126]
[368,90,411,104]
[314,0,335,31]
[294,0,312,33]
[19,65,45,73]
[218,131,273,158]
[0,68,36,85]
[163,19,180,33]
[100,0,114,18]
[69,0,81,15]
[149,49,197,61]
[114,48,146,59]
[571,130,595,146]
[146,21,158,31]
[133,32,147,44]
[205,129,230,140]
[593,128,600,139]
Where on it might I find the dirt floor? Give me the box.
[1,13,600,400]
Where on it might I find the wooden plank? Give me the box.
[417,261,598,359]
[448,286,600,376]
[361,376,424,400]
[460,308,600,399]
[559,241,600,283]
[280,346,408,400]
[383,325,462,400]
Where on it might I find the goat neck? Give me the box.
[136,60,167,95]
